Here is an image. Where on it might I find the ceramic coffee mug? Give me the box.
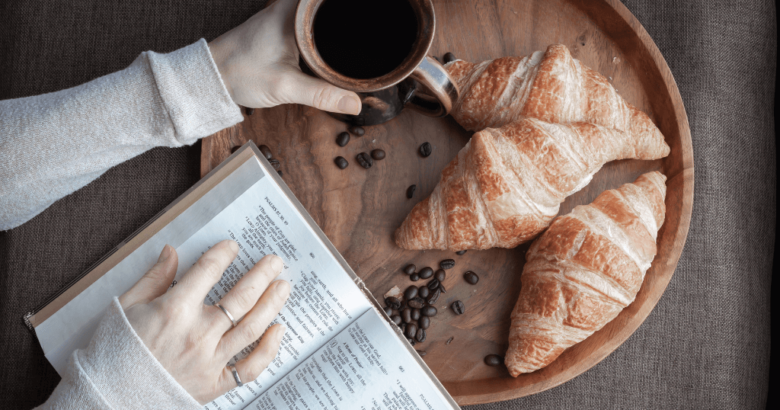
[294,0,459,126]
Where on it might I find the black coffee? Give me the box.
[313,0,418,79]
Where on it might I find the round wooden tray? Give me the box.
[201,0,693,405]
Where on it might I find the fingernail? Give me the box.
[228,240,239,253]
[276,281,290,298]
[271,255,283,272]
[157,245,171,263]
[337,95,361,115]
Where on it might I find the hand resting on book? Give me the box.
[119,240,290,404]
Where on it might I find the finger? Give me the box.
[171,240,239,305]
[217,280,290,355]
[208,254,284,334]
[277,69,362,115]
[219,324,286,390]
[119,245,178,309]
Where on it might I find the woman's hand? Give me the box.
[118,240,289,404]
[208,0,362,115]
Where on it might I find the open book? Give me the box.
[25,142,460,410]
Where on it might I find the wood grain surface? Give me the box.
[201,0,694,405]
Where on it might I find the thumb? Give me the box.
[119,245,179,309]
[279,69,362,115]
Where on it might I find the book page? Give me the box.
[247,309,458,410]
[172,157,373,410]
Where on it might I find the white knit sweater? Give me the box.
[0,40,243,408]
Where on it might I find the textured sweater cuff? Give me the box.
[147,38,243,145]
[76,298,202,410]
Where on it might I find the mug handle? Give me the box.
[405,56,460,117]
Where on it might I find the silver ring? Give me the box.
[214,303,238,328]
[229,364,243,387]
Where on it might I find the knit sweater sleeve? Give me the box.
[35,298,203,410]
[0,39,243,231]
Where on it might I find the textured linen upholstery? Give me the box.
[0,1,775,409]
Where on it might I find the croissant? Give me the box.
[394,119,669,250]
[504,171,667,376]
[446,44,663,147]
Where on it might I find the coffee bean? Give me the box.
[456,250,467,255]
[277,170,283,177]
[464,271,479,285]
[336,132,350,147]
[403,264,416,275]
[269,158,281,171]
[349,125,365,136]
[443,52,456,64]
[411,309,421,321]
[334,156,349,169]
[404,286,419,300]
[408,338,416,346]
[451,300,465,315]
[418,286,430,299]
[446,336,454,345]
[419,316,430,329]
[406,185,416,199]
[415,328,426,343]
[421,306,437,317]
[440,259,455,270]
[230,146,240,154]
[245,107,255,116]
[410,273,420,281]
[426,288,440,304]
[356,152,373,169]
[259,145,273,160]
[385,297,401,310]
[391,315,402,325]
[383,306,392,316]
[416,349,427,357]
[406,323,418,338]
[484,354,503,367]
[408,297,425,309]
[419,142,432,157]
[434,269,446,282]
[402,308,412,323]
[426,279,440,290]
[439,283,447,293]
[371,149,386,160]
[419,267,434,279]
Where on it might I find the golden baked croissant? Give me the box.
[446,44,662,145]
[394,119,669,250]
[504,171,666,376]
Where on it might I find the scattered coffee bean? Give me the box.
[391,315,402,325]
[464,271,480,285]
[439,283,447,293]
[334,156,349,169]
[456,250,467,255]
[408,297,426,309]
[245,107,255,116]
[484,354,503,367]
[402,308,412,323]
[418,267,434,279]
[411,309,421,321]
[419,316,430,329]
[404,286,419,300]
[419,142,432,157]
[451,300,466,315]
[416,349,427,357]
[427,279,440,290]
[371,149,386,160]
[259,145,273,160]
[426,288,441,304]
[421,306,438,317]
[230,146,240,154]
[435,269,446,282]
[269,158,281,171]
[403,264,416,275]
[356,152,373,169]
[440,259,455,270]
[336,131,350,147]
[410,273,420,281]
[418,286,430,299]
[446,336,454,345]
[406,323,418,338]
[443,52,456,64]
[385,297,401,310]
[406,184,417,199]
[383,306,392,316]
[415,328,427,343]
[349,125,365,136]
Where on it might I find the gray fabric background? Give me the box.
[0,0,775,409]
